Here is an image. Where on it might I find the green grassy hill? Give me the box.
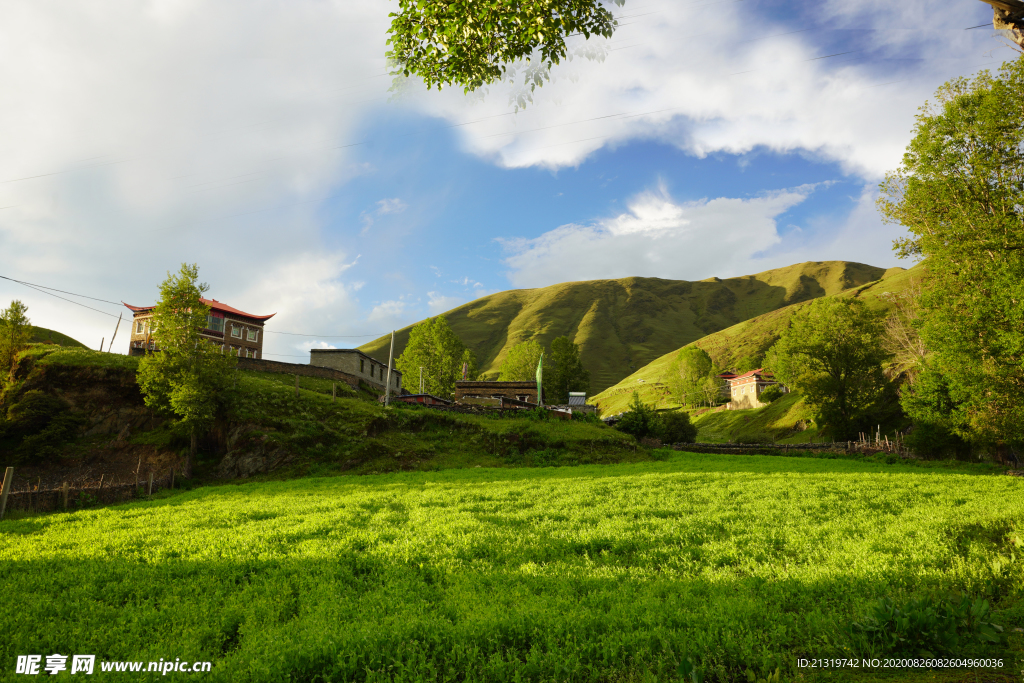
[593,263,923,416]
[2,346,642,481]
[28,325,86,348]
[359,261,889,394]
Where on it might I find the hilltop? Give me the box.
[359,261,889,394]
[592,263,921,416]
[28,325,86,348]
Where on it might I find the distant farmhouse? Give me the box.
[310,349,402,394]
[724,369,787,410]
[455,381,540,405]
[124,299,275,358]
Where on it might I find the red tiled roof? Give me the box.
[122,298,275,321]
[726,368,775,383]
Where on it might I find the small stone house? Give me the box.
[124,299,275,358]
[454,381,541,405]
[726,369,787,410]
[309,348,402,393]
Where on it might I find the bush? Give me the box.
[2,390,84,463]
[655,410,697,444]
[615,392,658,439]
[759,385,784,404]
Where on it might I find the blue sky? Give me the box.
[0,0,1008,359]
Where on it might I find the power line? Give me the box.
[0,273,391,338]
[3,278,122,319]
[0,275,122,305]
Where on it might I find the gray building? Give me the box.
[310,349,402,393]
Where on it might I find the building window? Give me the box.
[231,326,242,338]
[136,320,144,334]
[207,315,225,333]
[360,359,364,373]
[246,329,257,342]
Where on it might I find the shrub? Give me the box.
[655,410,697,444]
[615,392,658,439]
[759,385,784,404]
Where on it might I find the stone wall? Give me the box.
[236,357,363,388]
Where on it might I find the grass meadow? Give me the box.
[1,452,1021,682]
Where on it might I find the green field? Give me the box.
[358,261,888,395]
[2,453,1020,682]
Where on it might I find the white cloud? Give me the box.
[359,197,407,235]
[375,198,407,215]
[427,291,464,315]
[408,1,998,179]
[501,183,813,287]
[0,0,393,351]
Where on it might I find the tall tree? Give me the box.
[546,335,590,404]
[396,316,475,398]
[136,264,234,466]
[768,298,891,440]
[498,339,544,381]
[667,346,712,407]
[878,57,1024,446]
[386,0,624,103]
[0,300,31,382]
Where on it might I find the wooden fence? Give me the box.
[672,431,911,457]
[0,466,183,519]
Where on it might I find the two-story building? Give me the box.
[123,299,275,358]
[726,368,787,410]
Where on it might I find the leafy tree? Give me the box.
[498,339,544,381]
[899,363,972,458]
[0,299,31,381]
[136,264,235,465]
[655,410,697,444]
[667,346,712,407]
[546,335,590,404]
[615,390,658,439]
[878,57,1024,447]
[386,0,624,100]
[759,385,784,404]
[768,298,891,440]
[396,315,475,398]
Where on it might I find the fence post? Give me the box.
[147,472,153,496]
[0,467,13,520]
[332,383,336,402]
[98,474,104,490]
[62,482,69,510]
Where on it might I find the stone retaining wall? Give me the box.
[236,357,362,389]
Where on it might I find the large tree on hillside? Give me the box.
[136,264,235,467]
[0,300,31,383]
[767,298,891,440]
[498,339,544,382]
[546,335,590,404]
[878,56,1024,447]
[396,316,475,398]
[667,346,712,407]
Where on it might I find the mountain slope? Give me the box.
[359,261,889,394]
[592,263,922,415]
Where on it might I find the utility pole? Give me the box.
[107,313,122,353]
[384,330,395,407]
